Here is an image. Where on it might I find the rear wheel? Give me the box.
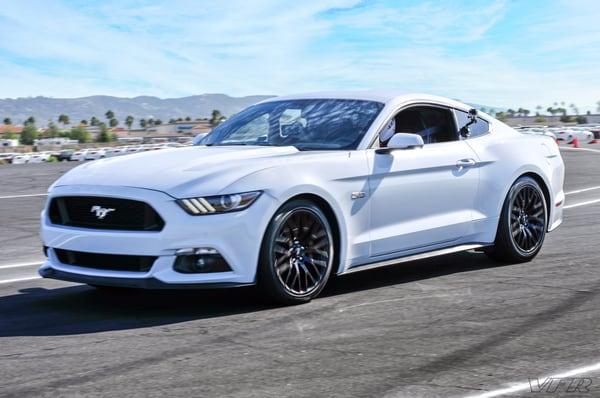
[258,200,335,304]
[486,176,547,263]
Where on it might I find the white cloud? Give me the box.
[0,0,598,111]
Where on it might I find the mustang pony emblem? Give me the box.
[90,205,115,219]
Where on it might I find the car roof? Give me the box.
[259,91,473,111]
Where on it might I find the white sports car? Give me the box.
[39,92,565,303]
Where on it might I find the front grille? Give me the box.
[54,249,157,272]
[48,196,164,231]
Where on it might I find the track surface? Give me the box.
[1,147,599,397]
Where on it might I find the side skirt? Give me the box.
[340,244,489,275]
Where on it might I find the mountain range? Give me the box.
[0,94,503,127]
[0,94,274,126]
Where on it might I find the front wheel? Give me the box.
[486,176,547,263]
[258,200,335,305]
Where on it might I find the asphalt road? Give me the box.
[1,146,599,397]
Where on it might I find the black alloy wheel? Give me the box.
[486,176,547,263]
[259,200,335,304]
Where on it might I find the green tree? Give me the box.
[185,116,191,121]
[596,101,600,113]
[97,123,110,142]
[168,118,176,124]
[576,115,588,124]
[80,119,88,126]
[125,115,134,130]
[105,110,115,121]
[25,116,35,126]
[139,118,147,128]
[495,111,507,122]
[20,124,38,145]
[69,126,91,143]
[210,109,224,126]
[506,109,515,117]
[154,119,162,125]
[3,117,11,125]
[90,116,99,126]
[58,114,70,127]
[535,105,542,116]
[109,118,118,128]
[46,122,60,137]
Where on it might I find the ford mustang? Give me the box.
[39,92,565,304]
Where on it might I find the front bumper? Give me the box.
[40,184,278,287]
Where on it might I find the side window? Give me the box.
[455,110,490,138]
[389,106,457,145]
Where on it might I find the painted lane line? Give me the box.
[564,198,600,209]
[0,276,41,285]
[560,146,600,154]
[565,186,600,195]
[466,361,600,398]
[0,261,43,270]
[0,193,47,200]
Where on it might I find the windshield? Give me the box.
[204,99,384,150]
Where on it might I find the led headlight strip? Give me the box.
[177,191,262,215]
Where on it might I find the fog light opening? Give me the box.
[174,248,232,274]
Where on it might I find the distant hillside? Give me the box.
[0,94,274,126]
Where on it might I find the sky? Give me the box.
[0,0,599,112]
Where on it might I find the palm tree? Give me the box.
[125,115,134,130]
[535,105,542,116]
[105,110,115,121]
[58,114,70,128]
[90,116,99,126]
[210,109,224,126]
[546,107,555,116]
[109,118,118,128]
[569,103,578,115]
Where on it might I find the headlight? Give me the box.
[177,191,262,215]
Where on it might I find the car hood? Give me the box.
[53,146,300,198]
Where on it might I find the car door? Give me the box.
[366,106,480,258]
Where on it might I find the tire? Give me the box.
[486,176,547,263]
[258,199,335,305]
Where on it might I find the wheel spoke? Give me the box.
[509,184,546,253]
[272,208,332,295]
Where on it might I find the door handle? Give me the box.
[456,158,476,168]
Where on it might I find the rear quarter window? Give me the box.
[455,110,490,138]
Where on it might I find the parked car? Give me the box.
[28,152,52,163]
[39,92,565,304]
[11,153,31,164]
[56,149,75,161]
[0,152,17,164]
[556,129,594,144]
[84,149,106,161]
[70,150,88,161]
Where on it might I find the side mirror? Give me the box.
[376,133,424,154]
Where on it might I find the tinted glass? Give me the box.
[455,110,490,137]
[204,99,384,150]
